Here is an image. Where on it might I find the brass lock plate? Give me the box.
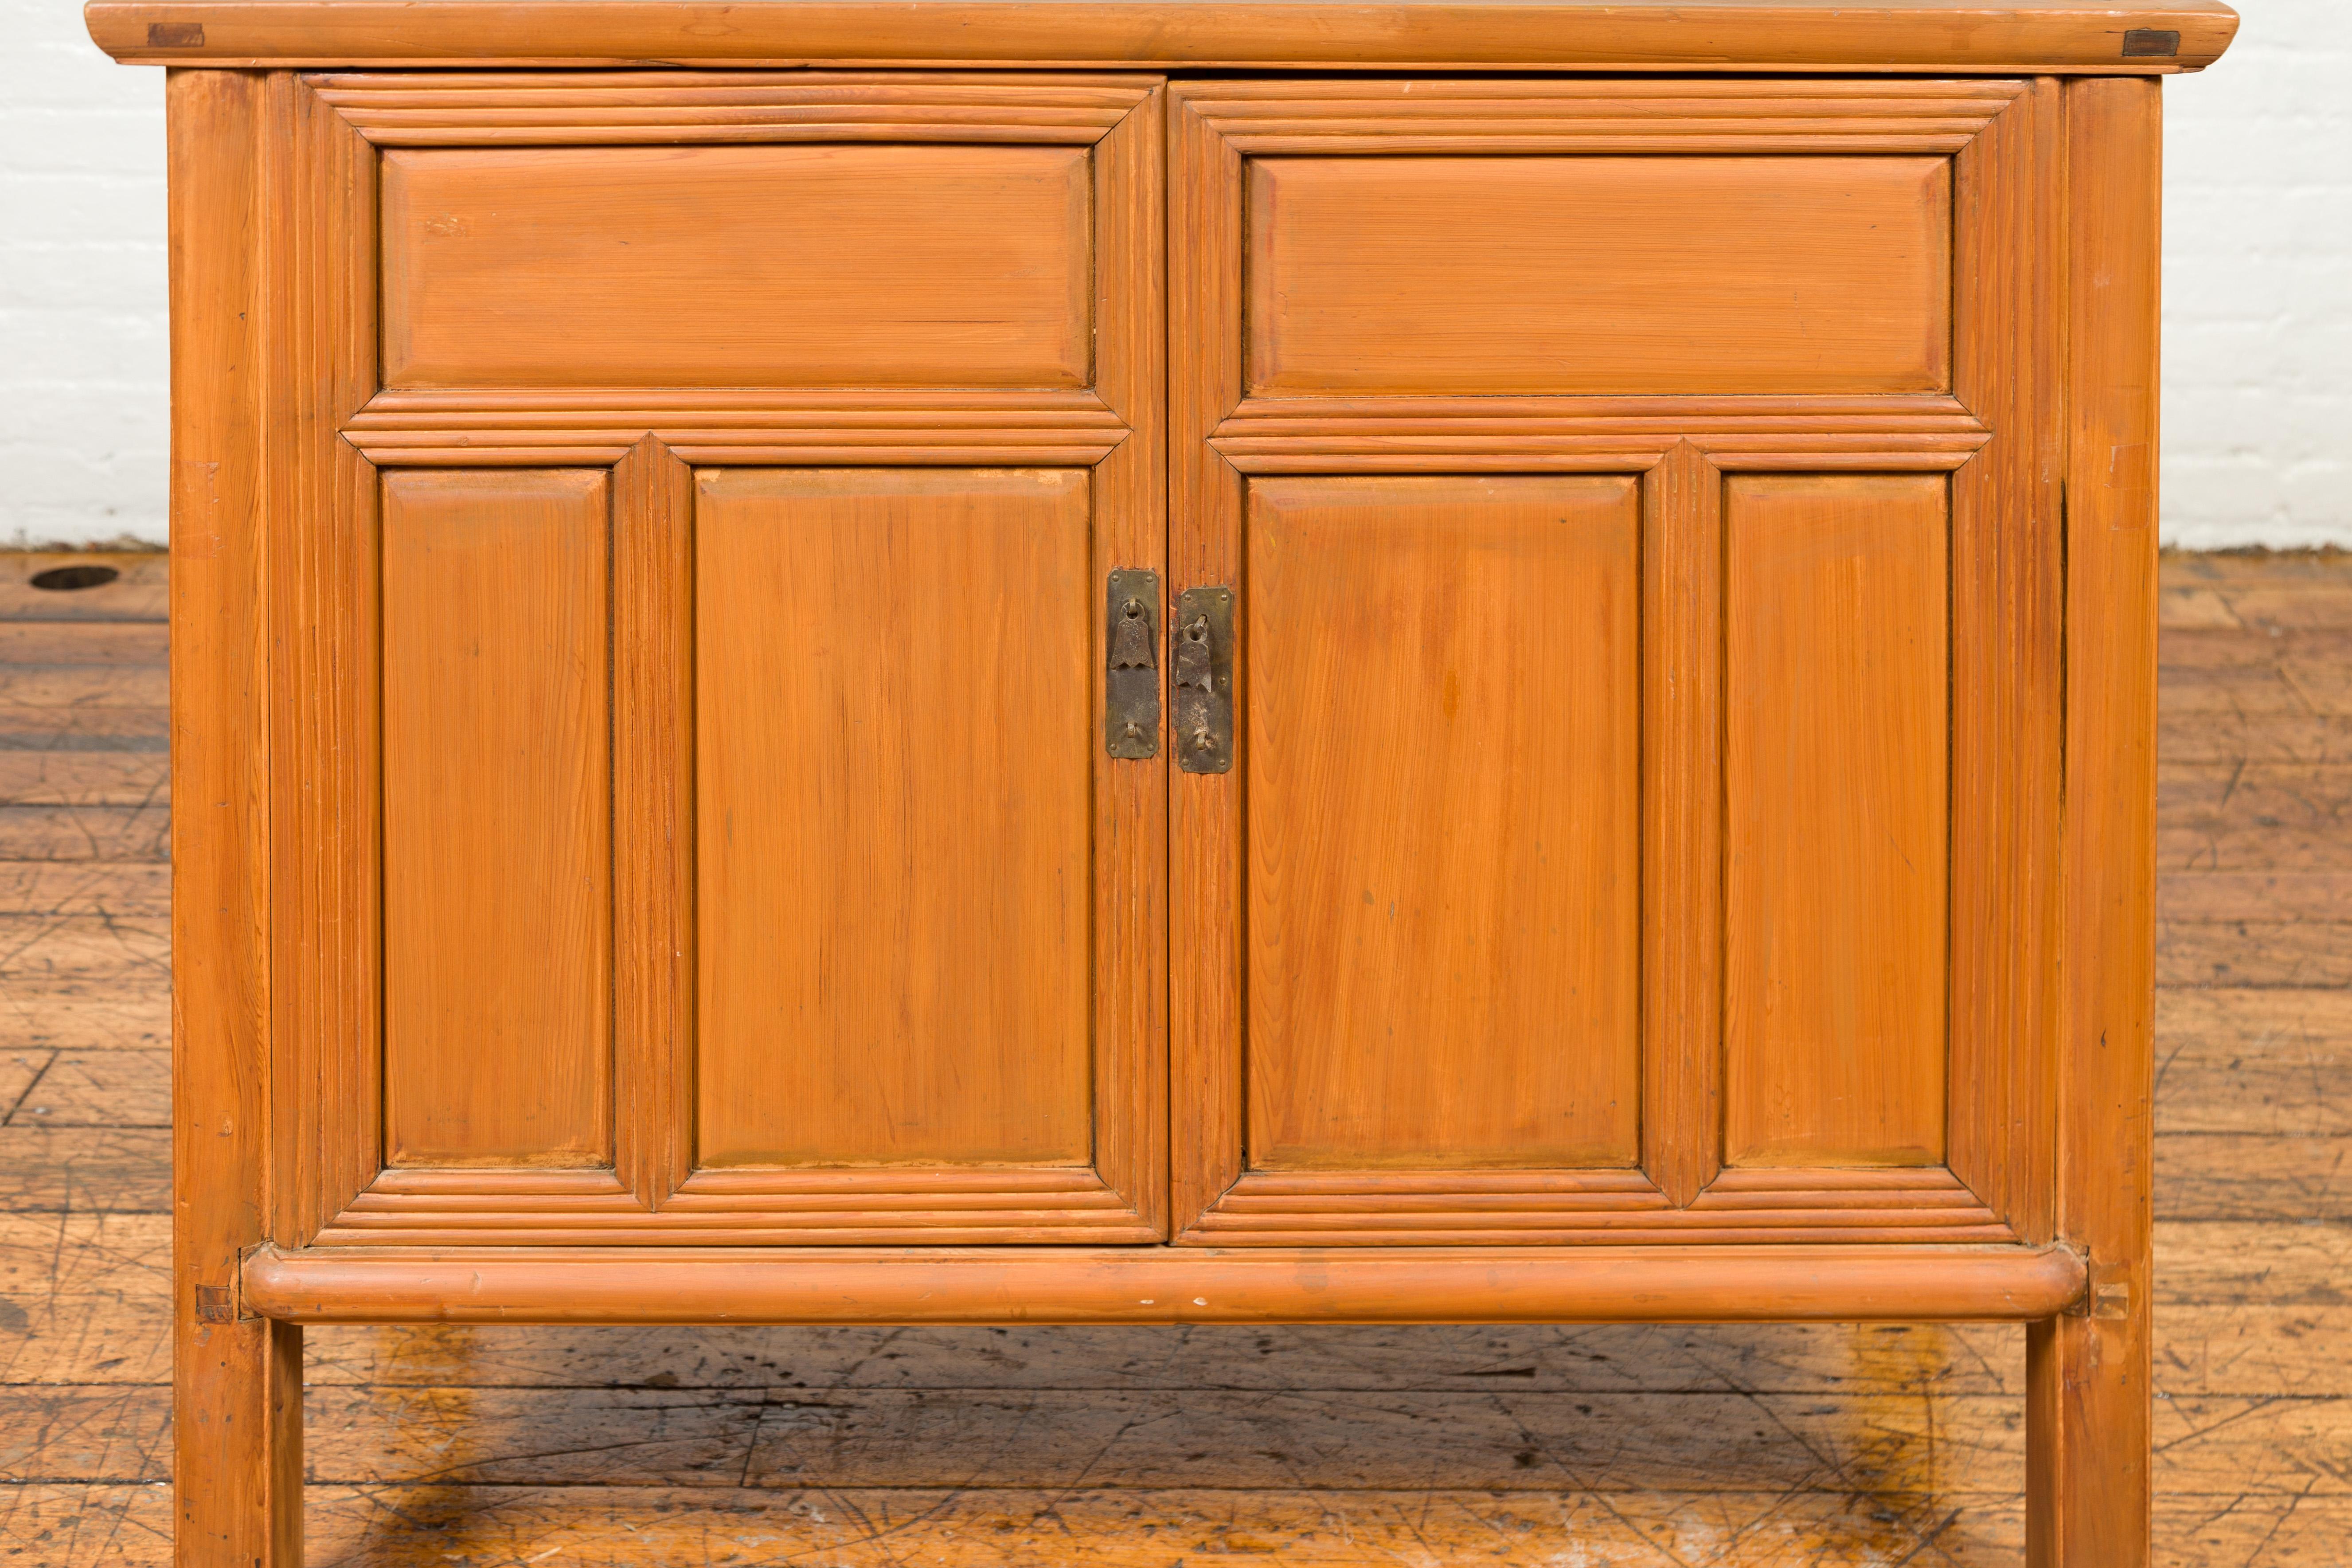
[1105,569,1160,759]
[1173,586,1235,774]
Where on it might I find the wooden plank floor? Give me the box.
[1,547,2346,1566]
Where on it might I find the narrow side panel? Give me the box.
[1723,473,1950,1167]
[611,437,697,1206]
[694,468,1095,1169]
[379,468,615,1167]
[1641,443,1726,1207]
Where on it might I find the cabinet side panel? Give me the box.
[379,468,615,1167]
[1724,473,1949,1167]
[694,468,1095,1168]
[1243,475,1641,1169]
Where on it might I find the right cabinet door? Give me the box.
[1169,78,2064,1246]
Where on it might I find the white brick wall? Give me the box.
[2,0,165,547]
[2163,0,2352,548]
[4,2,2344,547]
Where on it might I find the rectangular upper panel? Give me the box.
[694,468,1096,1168]
[380,469,613,1168]
[381,145,1091,389]
[1723,474,1949,1167]
[1248,156,1951,396]
[1243,476,1641,1169]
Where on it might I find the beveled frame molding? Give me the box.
[1174,74,2032,154]
[305,69,1162,146]
[1168,77,2062,1245]
[268,70,1172,1247]
[344,389,1131,467]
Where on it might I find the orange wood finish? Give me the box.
[1723,474,1951,1168]
[115,10,2225,1563]
[1242,476,1641,1170]
[87,0,2239,71]
[241,1242,2090,1325]
[694,468,1096,1169]
[382,144,1093,389]
[164,66,305,1568]
[379,469,615,1169]
[2029,73,2167,1568]
[1166,75,2056,1253]
[1248,156,1951,396]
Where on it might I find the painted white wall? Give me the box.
[3,1,2346,548]
[2,0,166,547]
[2164,0,2352,549]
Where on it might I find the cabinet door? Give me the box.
[269,72,1167,1245]
[1171,79,2063,1244]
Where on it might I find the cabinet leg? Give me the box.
[2026,1309,2149,1568]
[177,1315,302,1566]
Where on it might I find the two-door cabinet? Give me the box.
[88,0,2238,1561]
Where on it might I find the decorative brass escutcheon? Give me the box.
[1173,586,1235,774]
[1104,569,1160,759]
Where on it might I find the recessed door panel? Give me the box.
[1242,476,1643,1169]
[694,468,1096,1168]
[1723,473,1951,1167]
[380,468,615,1168]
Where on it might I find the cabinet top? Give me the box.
[89,0,2235,72]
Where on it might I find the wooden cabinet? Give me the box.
[95,1,2235,1561]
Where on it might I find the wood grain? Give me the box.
[609,437,696,1209]
[160,68,302,1568]
[1947,78,2063,1243]
[267,68,383,1248]
[1084,82,1171,1236]
[1723,474,1951,1167]
[379,468,614,1169]
[81,0,2244,71]
[43,34,2256,1564]
[241,1243,2085,1324]
[2031,73,2164,1568]
[693,468,1094,1169]
[1242,476,1640,1170]
[382,144,1092,389]
[1641,442,1726,1207]
[1166,82,1251,1234]
[309,70,1151,146]
[1247,155,1951,396]
[14,551,2349,1568]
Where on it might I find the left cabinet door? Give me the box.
[263,71,1168,1246]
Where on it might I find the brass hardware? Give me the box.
[2121,27,2180,55]
[1173,586,1234,774]
[1105,569,1160,759]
